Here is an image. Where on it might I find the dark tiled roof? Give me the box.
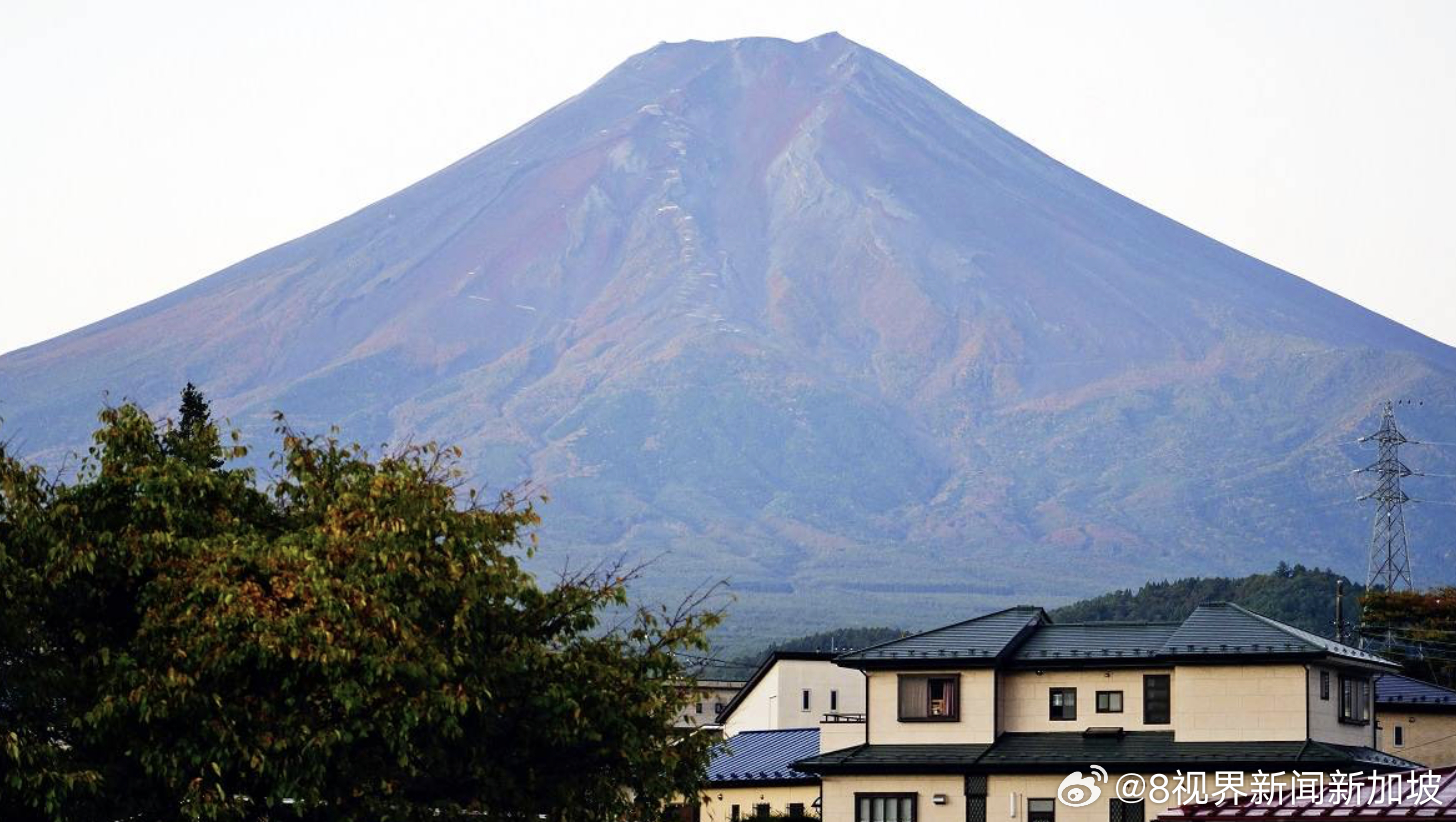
[835,606,1046,665]
[1015,623,1179,662]
[1376,672,1456,709]
[795,743,992,774]
[796,733,1422,776]
[1160,766,1456,820]
[835,603,1396,671]
[1158,603,1390,665]
[707,729,820,785]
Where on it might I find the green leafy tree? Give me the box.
[1,399,720,820]
[160,381,225,468]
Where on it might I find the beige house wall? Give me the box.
[1380,710,1456,769]
[700,784,821,822]
[822,771,1308,822]
[821,775,964,822]
[1305,664,1375,747]
[867,670,996,744]
[727,660,866,737]
[1172,664,1306,741]
[821,719,867,753]
[725,666,781,737]
[999,669,1172,733]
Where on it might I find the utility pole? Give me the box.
[1357,400,1418,593]
[1333,579,1349,645]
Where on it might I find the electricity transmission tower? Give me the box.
[1356,400,1418,592]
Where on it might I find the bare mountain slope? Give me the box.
[4,34,1454,643]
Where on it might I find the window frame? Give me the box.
[1320,670,1330,701]
[831,689,839,711]
[802,688,811,712]
[1143,674,1171,725]
[897,674,961,722]
[1339,675,1371,725]
[1096,690,1124,714]
[1394,725,1404,746]
[855,792,918,822]
[1028,797,1057,822]
[788,803,806,818]
[755,803,771,819]
[1049,687,1078,721]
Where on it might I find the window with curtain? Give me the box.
[1049,688,1077,720]
[856,794,916,822]
[898,674,958,720]
[1340,676,1370,723]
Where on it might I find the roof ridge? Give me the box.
[836,605,1045,659]
[1049,620,1183,627]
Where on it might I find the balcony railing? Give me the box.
[821,711,866,723]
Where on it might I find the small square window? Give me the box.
[1028,798,1056,822]
[1050,688,1077,721]
[789,803,806,818]
[714,702,724,715]
[695,701,703,714]
[1096,690,1123,713]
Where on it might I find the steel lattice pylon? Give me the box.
[1357,401,1416,592]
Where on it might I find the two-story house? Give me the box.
[796,603,1420,822]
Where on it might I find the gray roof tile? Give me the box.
[1375,672,1456,708]
[835,606,1046,664]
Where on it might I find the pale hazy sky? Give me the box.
[2,1,1453,355]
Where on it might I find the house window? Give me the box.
[1143,674,1170,724]
[1050,688,1077,720]
[1110,798,1145,822]
[695,701,703,714]
[856,793,916,822]
[1096,690,1123,713]
[898,675,959,721]
[714,702,724,715]
[1028,798,1056,822]
[1320,671,1330,700]
[789,803,806,818]
[831,689,839,711]
[756,804,770,819]
[731,806,740,822]
[1394,725,1404,746]
[802,689,811,711]
[1340,676,1370,724]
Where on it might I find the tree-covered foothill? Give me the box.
[1,388,720,820]
[1361,587,1456,686]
